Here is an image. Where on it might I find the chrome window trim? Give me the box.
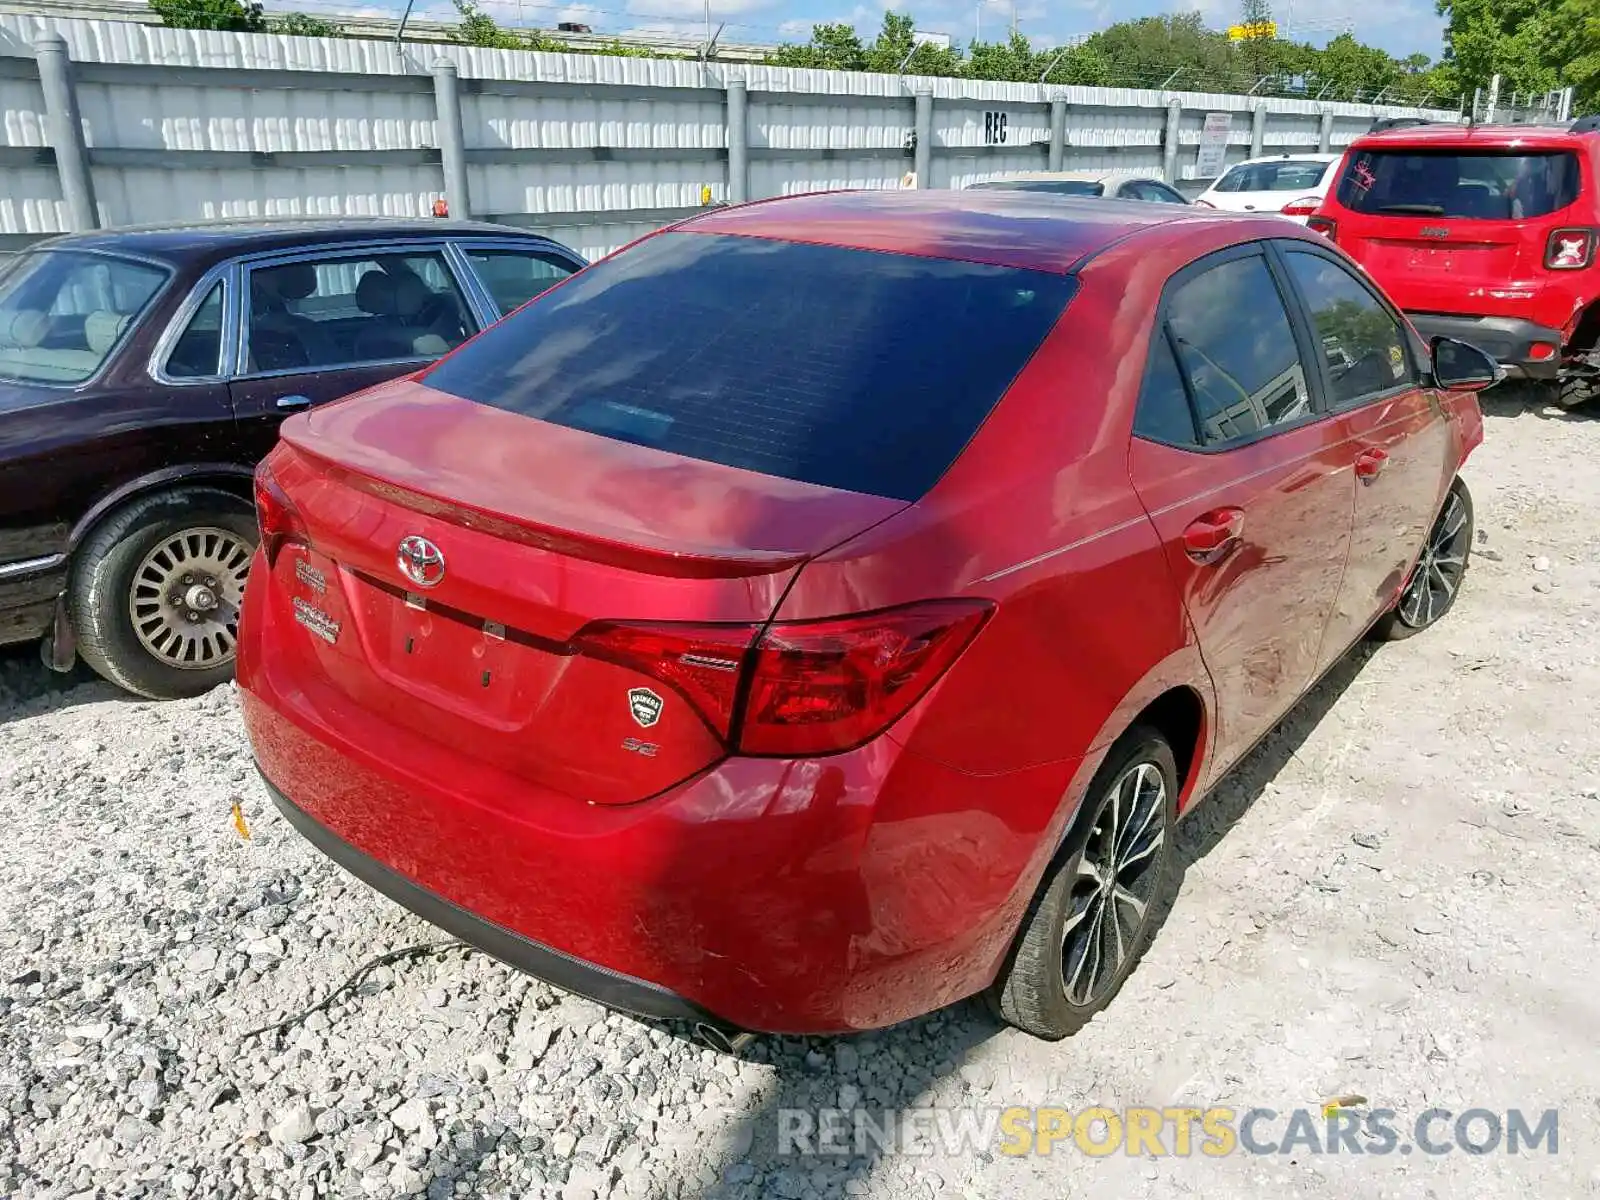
[148,260,238,386]
[441,240,499,329]
[232,239,481,379]
[0,247,175,391]
[448,237,587,320]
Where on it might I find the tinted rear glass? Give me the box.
[971,180,1105,197]
[1336,149,1580,219]
[1214,160,1330,193]
[422,232,1075,501]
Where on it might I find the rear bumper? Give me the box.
[260,770,723,1027]
[1407,312,1564,379]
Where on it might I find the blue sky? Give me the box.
[484,0,1450,60]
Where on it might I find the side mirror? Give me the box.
[1431,336,1505,393]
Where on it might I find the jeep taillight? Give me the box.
[253,461,309,566]
[1545,227,1597,270]
[572,600,994,755]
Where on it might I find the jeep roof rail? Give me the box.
[1570,115,1600,135]
[1368,116,1435,134]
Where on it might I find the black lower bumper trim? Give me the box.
[1407,311,1564,379]
[259,770,733,1029]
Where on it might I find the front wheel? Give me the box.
[1372,477,1473,642]
[987,725,1181,1041]
[69,487,257,700]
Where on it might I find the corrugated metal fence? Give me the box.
[0,14,1456,260]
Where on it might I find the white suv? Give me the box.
[1193,153,1339,224]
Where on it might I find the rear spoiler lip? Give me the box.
[282,440,815,580]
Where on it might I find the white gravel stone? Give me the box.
[269,1101,317,1146]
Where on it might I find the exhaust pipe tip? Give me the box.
[694,1022,755,1055]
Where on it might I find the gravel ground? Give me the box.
[3,388,1600,1200]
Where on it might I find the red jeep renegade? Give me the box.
[1312,119,1600,406]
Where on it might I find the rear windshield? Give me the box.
[1213,160,1331,193]
[971,179,1104,197]
[1336,149,1581,219]
[422,232,1075,501]
[0,250,167,384]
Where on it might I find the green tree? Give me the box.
[967,32,1038,81]
[1438,0,1564,101]
[275,12,343,37]
[449,0,563,50]
[1306,33,1402,99]
[771,13,961,76]
[1081,14,1239,90]
[769,22,867,71]
[147,0,264,32]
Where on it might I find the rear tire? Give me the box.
[1556,375,1600,410]
[1372,477,1473,642]
[69,487,257,700]
[987,725,1180,1041]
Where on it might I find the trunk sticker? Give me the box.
[293,598,341,646]
[628,687,664,728]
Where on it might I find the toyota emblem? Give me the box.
[397,535,446,588]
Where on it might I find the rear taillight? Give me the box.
[1281,196,1321,216]
[1545,227,1597,270]
[739,600,993,756]
[253,461,309,566]
[572,599,994,756]
[572,620,756,740]
[1307,216,1337,240]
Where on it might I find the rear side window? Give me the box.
[0,250,166,384]
[1134,333,1199,446]
[1336,149,1580,219]
[1166,254,1311,446]
[1214,161,1331,193]
[423,233,1075,501]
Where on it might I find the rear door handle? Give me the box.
[1183,507,1245,564]
[1355,447,1389,483]
[275,394,313,411]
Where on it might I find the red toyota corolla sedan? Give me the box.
[238,190,1492,1044]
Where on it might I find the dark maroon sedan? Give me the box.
[0,219,584,698]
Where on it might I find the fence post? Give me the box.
[431,58,469,219]
[1163,98,1182,185]
[726,78,748,203]
[1048,97,1067,172]
[33,34,97,232]
[1249,104,1266,159]
[1318,108,1334,153]
[913,88,933,188]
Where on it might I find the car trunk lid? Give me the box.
[262,380,907,806]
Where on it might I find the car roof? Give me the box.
[29,217,561,269]
[676,189,1241,274]
[1221,152,1340,167]
[1352,122,1587,152]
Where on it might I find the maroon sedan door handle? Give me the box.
[1183,507,1245,564]
[1355,447,1389,484]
